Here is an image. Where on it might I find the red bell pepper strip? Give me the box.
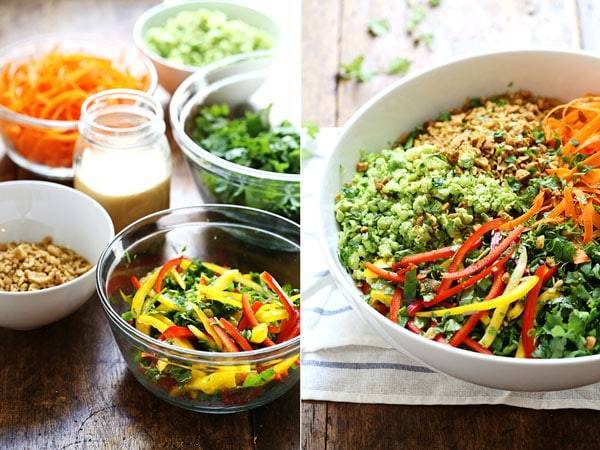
[260,271,299,321]
[241,293,276,346]
[237,301,262,330]
[392,246,456,270]
[463,336,493,354]
[211,321,240,352]
[406,320,422,334]
[218,318,253,351]
[131,275,141,290]
[364,262,405,284]
[277,320,300,343]
[153,256,185,292]
[521,264,556,357]
[437,218,505,293]
[443,226,525,280]
[449,265,506,347]
[388,288,403,323]
[428,246,514,306]
[407,301,424,317]
[160,325,196,341]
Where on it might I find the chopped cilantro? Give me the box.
[339,55,375,82]
[368,18,390,37]
[387,57,411,76]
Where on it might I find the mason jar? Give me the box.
[73,89,171,232]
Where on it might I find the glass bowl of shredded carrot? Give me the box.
[0,35,157,179]
[96,205,300,413]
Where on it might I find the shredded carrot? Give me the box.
[583,201,595,243]
[500,191,544,231]
[0,51,149,168]
[538,96,600,244]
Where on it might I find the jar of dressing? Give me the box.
[73,89,171,232]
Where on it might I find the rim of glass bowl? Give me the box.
[0,33,158,129]
[170,66,300,185]
[132,0,281,75]
[96,204,300,364]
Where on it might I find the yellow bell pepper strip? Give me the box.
[211,269,239,291]
[415,276,539,318]
[156,295,181,312]
[370,290,393,306]
[242,293,275,346]
[131,270,159,317]
[273,355,300,376]
[479,248,528,348]
[190,304,223,350]
[449,264,506,347]
[250,323,269,343]
[187,324,212,343]
[197,285,242,308]
[187,371,238,395]
[136,314,171,333]
[169,267,186,290]
[255,304,289,323]
[260,271,299,342]
[536,287,560,313]
[202,262,264,292]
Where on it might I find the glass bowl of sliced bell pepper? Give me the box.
[96,205,300,413]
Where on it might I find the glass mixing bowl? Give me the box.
[170,58,300,222]
[96,205,300,413]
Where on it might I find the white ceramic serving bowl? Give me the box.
[133,0,280,94]
[0,181,114,330]
[319,49,600,392]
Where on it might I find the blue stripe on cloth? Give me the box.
[304,306,352,316]
[302,359,434,373]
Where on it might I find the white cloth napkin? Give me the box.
[301,128,600,409]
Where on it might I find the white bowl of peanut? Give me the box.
[0,181,114,330]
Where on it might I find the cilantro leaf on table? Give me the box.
[387,57,411,75]
[368,18,390,37]
[339,55,375,82]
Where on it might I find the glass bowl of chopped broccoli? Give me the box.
[134,1,280,93]
[96,205,300,413]
[170,64,300,223]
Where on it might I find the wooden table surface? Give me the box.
[302,0,600,449]
[0,1,299,449]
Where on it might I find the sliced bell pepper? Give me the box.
[238,301,262,330]
[261,271,299,339]
[463,336,493,354]
[242,293,275,346]
[212,322,240,352]
[392,246,456,270]
[198,285,242,308]
[202,262,264,292]
[449,264,506,347]
[154,257,185,293]
[364,262,405,283]
[443,226,525,280]
[131,275,141,289]
[415,276,539,318]
[131,270,160,318]
[190,304,223,350]
[160,325,195,341]
[250,323,269,344]
[218,318,253,351]
[388,288,403,323]
[521,265,557,357]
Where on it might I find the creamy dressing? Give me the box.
[74,146,170,232]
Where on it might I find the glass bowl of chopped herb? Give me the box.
[134,1,280,93]
[96,205,300,413]
[170,65,300,222]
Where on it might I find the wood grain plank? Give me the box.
[577,0,600,50]
[301,0,342,126]
[301,401,327,450]
[253,384,300,450]
[324,402,600,450]
[336,0,580,125]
